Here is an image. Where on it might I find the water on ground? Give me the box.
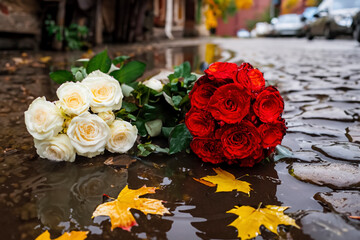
[1,38,360,240]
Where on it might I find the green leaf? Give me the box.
[110,61,146,84]
[49,70,74,84]
[273,145,293,162]
[169,123,193,154]
[133,119,147,137]
[179,95,189,107]
[122,101,138,113]
[162,92,175,107]
[113,56,130,66]
[182,61,191,77]
[86,49,111,74]
[167,73,176,82]
[116,109,137,122]
[174,61,191,78]
[172,95,182,107]
[127,114,137,121]
[170,81,180,92]
[71,66,80,75]
[184,74,197,88]
[137,143,169,157]
[71,66,87,81]
[162,127,174,138]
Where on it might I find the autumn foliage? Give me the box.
[92,185,169,231]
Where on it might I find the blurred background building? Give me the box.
[0,0,322,50]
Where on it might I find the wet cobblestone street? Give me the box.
[1,37,360,239]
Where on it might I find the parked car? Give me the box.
[272,14,305,37]
[306,0,360,40]
[301,7,318,36]
[301,7,318,21]
[236,29,251,38]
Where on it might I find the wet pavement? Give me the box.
[1,37,360,239]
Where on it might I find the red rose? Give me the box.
[208,83,250,124]
[185,108,215,138]
[258,120,286,149]
[189,75,210,101]
[236,68,265,93]
[238,62,254,70]
[190,138,225,164]
[218,121,262,163]
[253,86,284,123]
[204,62,238,81]
[190,83,217,109]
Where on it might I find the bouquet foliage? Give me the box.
[25,50,285,167]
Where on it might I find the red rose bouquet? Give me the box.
[185,62,286,167]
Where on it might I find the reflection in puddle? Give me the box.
[35,163,127,231]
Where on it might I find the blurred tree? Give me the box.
[203,0,253,31]
[282,0,299,14]
[305,0,320,7]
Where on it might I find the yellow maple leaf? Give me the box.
[92,185,170,231]
[227,205,300,239]
[35,230,88,240]
[193,168,252,195]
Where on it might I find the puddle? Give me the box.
[1,39,360,239]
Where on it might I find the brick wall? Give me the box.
[216,0,272,36]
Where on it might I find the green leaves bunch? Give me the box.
[130,61,197,155]
[50,50,197,157]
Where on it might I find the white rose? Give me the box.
[67,112,110,158]
[34,134,76,162]
[142,78,163,92]
[106,119,138,153]
[98,111,115,125]
[82,70,123,113]
[24,97,64,140]
[56,82,91,116]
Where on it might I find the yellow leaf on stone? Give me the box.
[92,185,170,231]
[39,56,52,63]
[227,205,300,239]
[194,168,252,195]
[35,230,88,240]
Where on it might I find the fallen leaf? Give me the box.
[194,168,252,195]
[104,155,137,168]
[12,57,31,65]
[35,230,88,240]
[5,63,17,73]
[92,185,170,231]
[193,177,216,187]
[39,56,52,63]
[81,49,94,59]
[227,205,299,239]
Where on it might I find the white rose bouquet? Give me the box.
[25,50,199,162]
[25,50,140,162]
